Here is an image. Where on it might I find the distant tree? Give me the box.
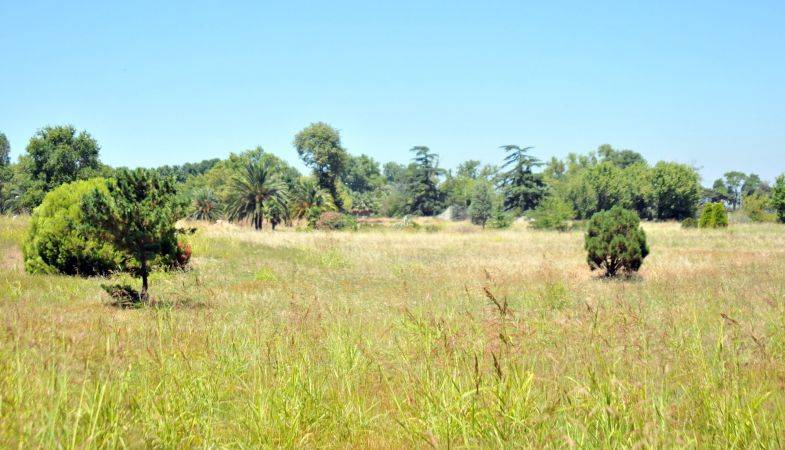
[383,162,406,183]
[0,132,10,166]
[651,162,701,220]
[723,171,747,210]
[585,162,629,212]
[190,188,220,220]
[23,125,101,191]
[596,144,647,168]
[405,146,445,216]
[498,145,546,213]
[707,179,731,204]
[741,193,770,223]
[456,160,481,179]
[83,169,187,302]
[584,207,649,277]
[771,174,785,223]
[468,181,493,227]
[227,161,288,230]
[294,123,348,210]
[741,173,763,197]
[543,157,566,181]
[342,154,382,192]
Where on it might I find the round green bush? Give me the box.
[584,206,649,277]
[23,178,123,275]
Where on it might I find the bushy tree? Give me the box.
[651,162,701,220]
[723,171,747,210]
[597,144,647,168]
[770,174,785,223]
[741,193,771,223]
[699,202,728,228]
[83,169,188,301]
[468,181,493,227]
[584,206,649,277]
[294,123,348,210]
[498,145,546,213]
[23,178,123,275]
[19,125,102,208]
[405,146,444,216]
[342,154,382,193]
[289,177,334,221]
[529,195,575,231]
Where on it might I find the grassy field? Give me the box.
[1,215,785,448]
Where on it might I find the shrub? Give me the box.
[681,217,698,228]
[699,202,728,228]
[487,209,514,229]
[23,178,123,275]
[584,206,649,277]
[468,182,493,227]
[528,195,575,231]
[314,211,357,230]
[742,193,773,223]
[773,174,785,223]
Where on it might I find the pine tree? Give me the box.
[498,145,547,213]
[405,146,445,216]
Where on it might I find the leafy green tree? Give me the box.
[556,172,598,219]
[405,146,445,216]
[190,188,220,220]
[289,177,333,221]
[741,173,763,197]
[227,161,288,230]
[596,144,647,168]
[585,162,630,212]
[383,161,406,183]
[20,125,102,207]
[771,174,785,223]
[741,193,771,222]
[83,169,187,301]
[529,195,575,231]
[23,178,123,275]
[723,171,747,210]
[342,154,383,193]
[585,206,649,277]
[498,145,546,213]
[294,123,348,210]
[706,179,731,204]
[0,132,10,166]
[651,162,701,220]
[468,181,493,227]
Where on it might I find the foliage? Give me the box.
[83,169,187,301]
[294,122,348,210]
[650,162,701,220]
[290,177,334,221]
[342,154,383,193]
[498,145,546,213]
[584,206,649,277]
[681,217,698,228]
[23,178,123,275]
[468,181,493,227]
[405,146,445,216]
[227,161,288,230]
[190,188,220,220]
[528,195,575,231]
[698,203,728,228]
[314,211,357,230]
[0,132,9,166]
[487,209,514,229]
[18,125,102,209]
[771,174,785,223]
[596,144,647,168]
[741,193,772,222]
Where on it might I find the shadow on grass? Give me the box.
[101,283,210,309]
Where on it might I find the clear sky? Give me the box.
[1,1,784,183]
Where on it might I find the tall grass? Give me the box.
[1,216,784,447]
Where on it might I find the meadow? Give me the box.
[1,215,785,448]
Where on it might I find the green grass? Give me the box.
[1,216,785,447]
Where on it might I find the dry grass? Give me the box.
[1,215,785,448]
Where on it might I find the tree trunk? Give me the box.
[140,257,149,302]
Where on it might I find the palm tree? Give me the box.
[289,177,333,221]
[190,188,219,221]
[227,162,288,230]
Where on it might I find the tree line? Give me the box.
[2,124,785,228]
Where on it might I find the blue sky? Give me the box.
[1,0,784,183]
